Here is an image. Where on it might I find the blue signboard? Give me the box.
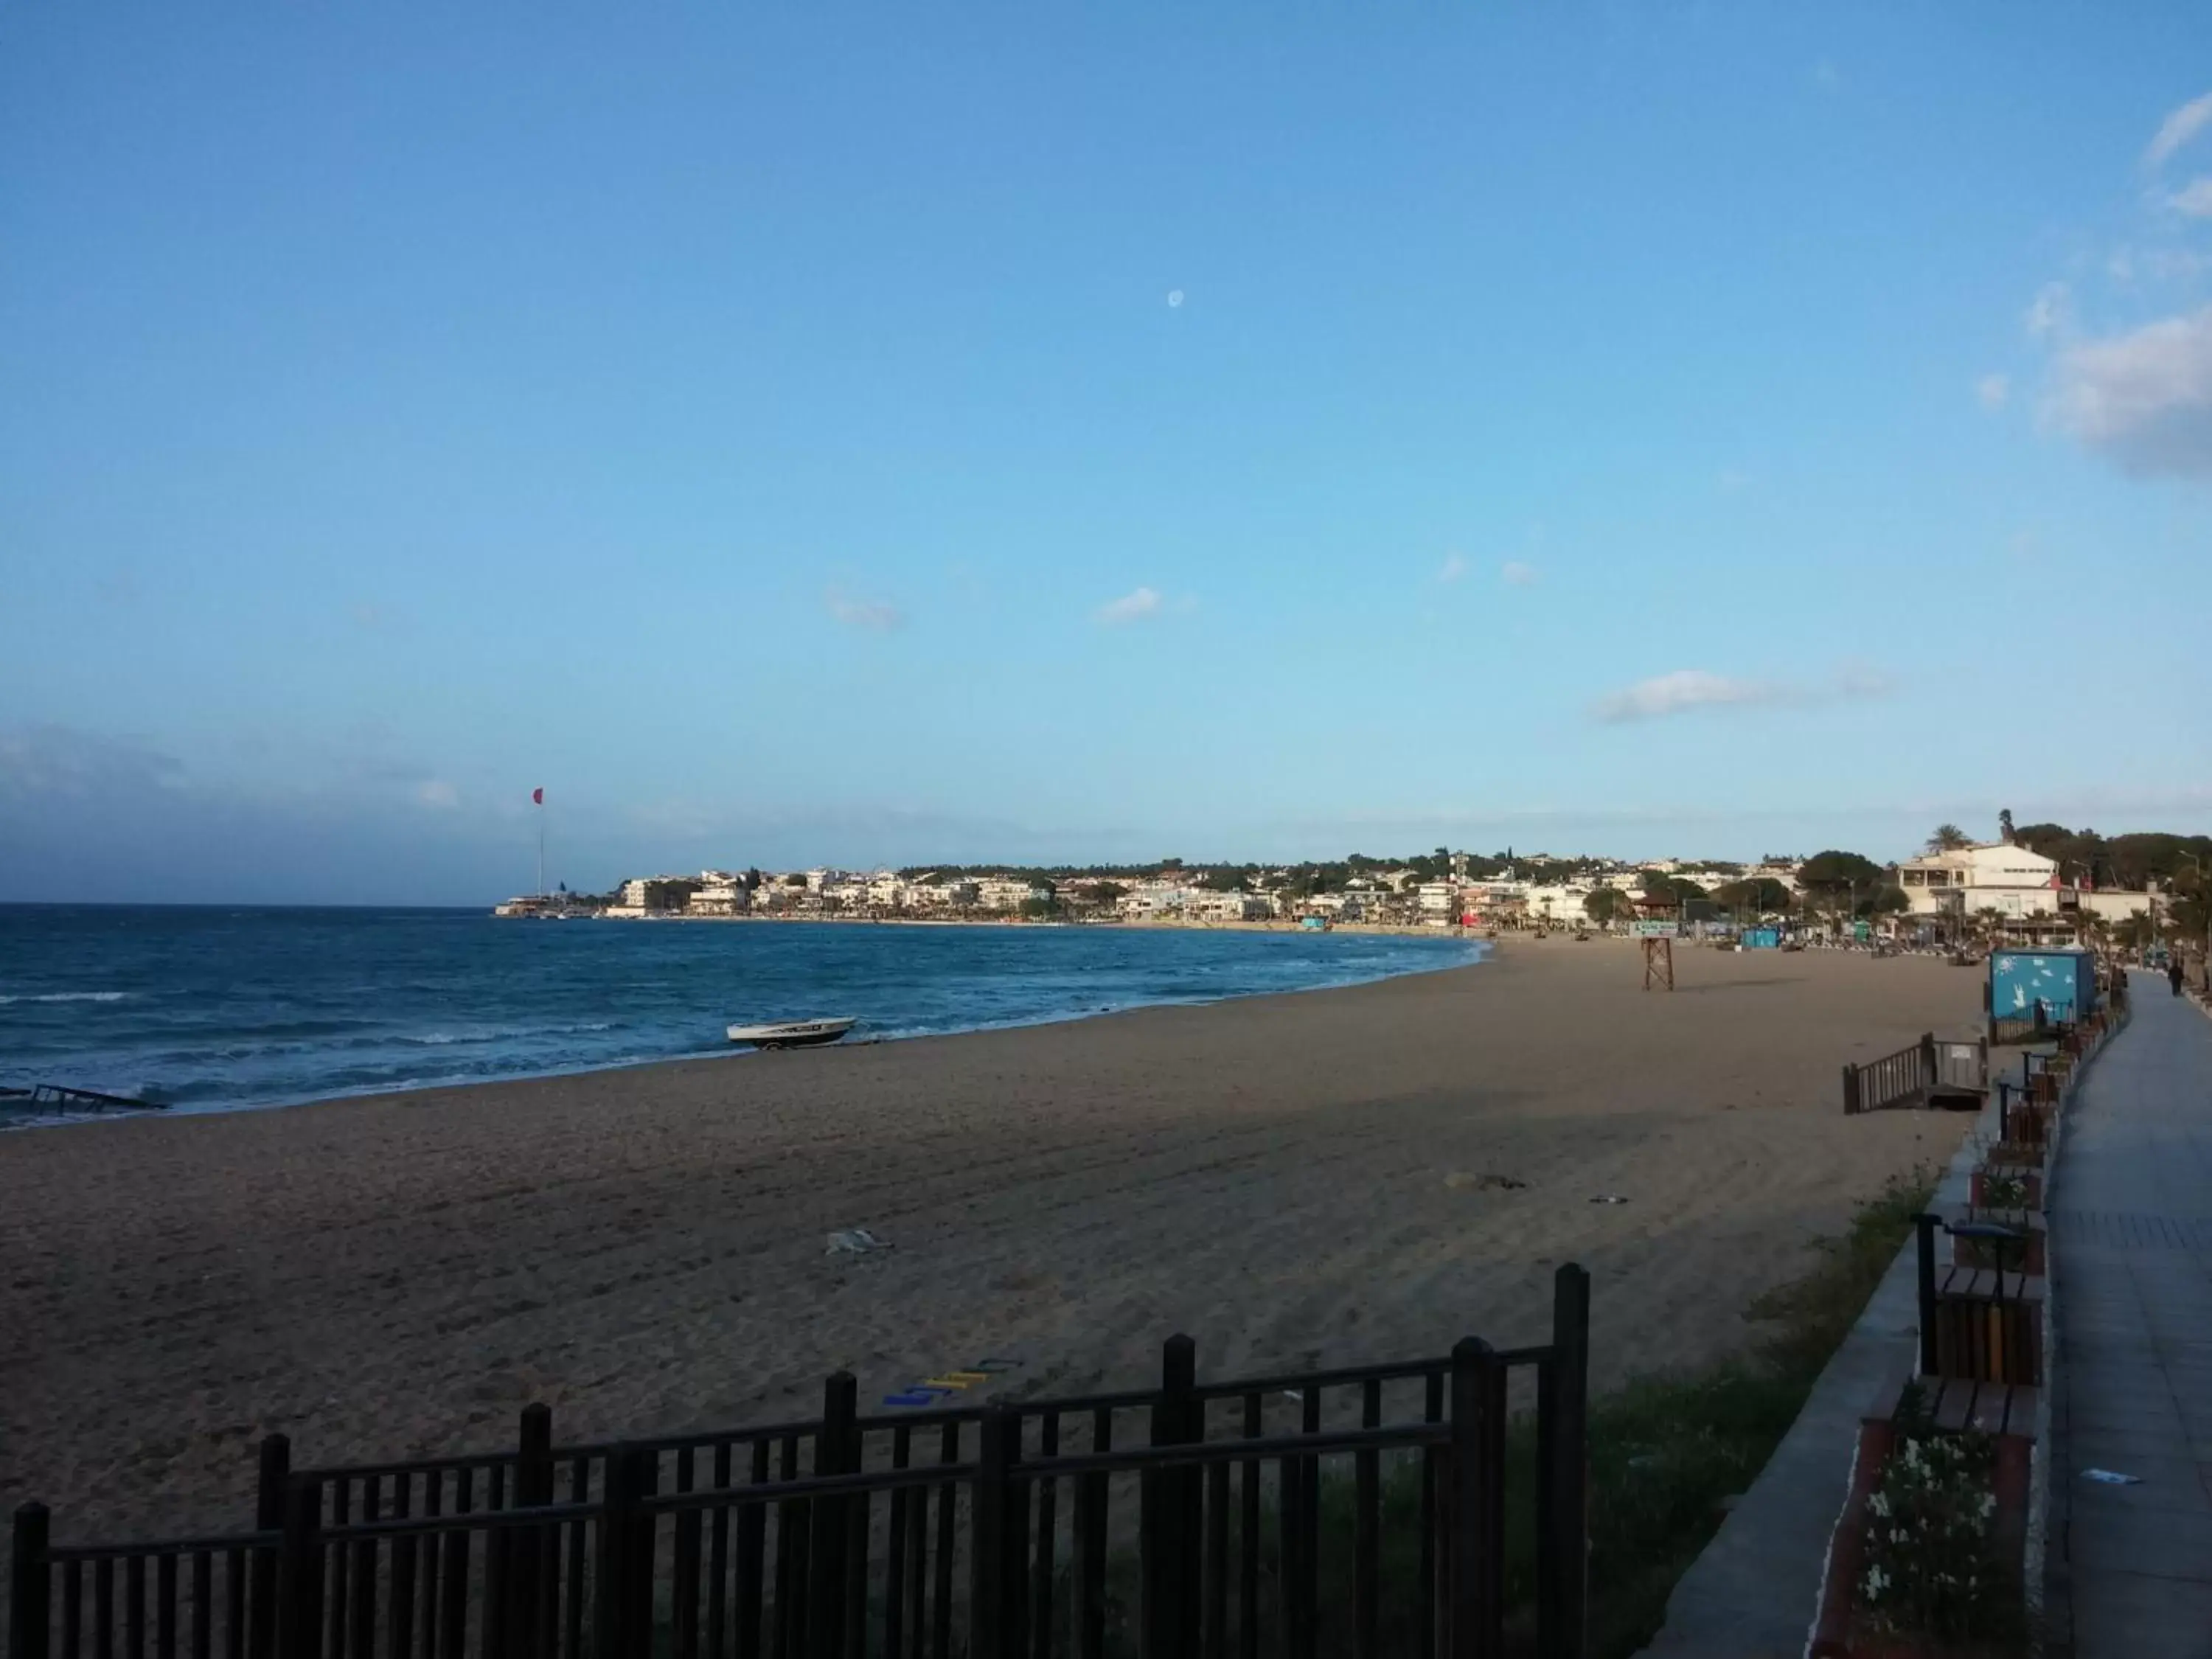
[1989,949,2098,1024]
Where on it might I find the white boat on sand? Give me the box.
[726,1018,858,1051]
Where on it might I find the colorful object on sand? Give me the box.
[881,1357,1021,1408]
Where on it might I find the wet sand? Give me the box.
[0,939,1981,1540]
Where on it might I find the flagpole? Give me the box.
[535,789,546,897]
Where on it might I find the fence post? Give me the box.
[1537,1267,1590,1659]
[1447,1338,1505,1659]
[1141,1335,1199,1659]
[1916,1215,1941,1377]
[1840,1063,1859,1115]
[809,1371,858,1659]
[255,1436,291,1531]
[248,1435,288,1659]
[633,1448,661,1658]
[595,1447,643,1659]
[10,1503,51,1659]
[508,1403,554,1658]
[277,1477,324,1659]
[971,1406,1015,1659]
[1919,1032,1938,1096]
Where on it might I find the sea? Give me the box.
[0,906,1484,1117]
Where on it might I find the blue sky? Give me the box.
[4,3,2210,903]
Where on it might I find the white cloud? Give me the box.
[2146,90,2212,168]
[2045,305,2212,479]
[1436,552,1468,584]
[1500,560,1539,587]
[1590,671,1790,723]
[1096,586,1163,625]
[1589,664,1893,724]
[2105,243,2212,285]
[2024,282,2071,340]
[2168,178,2212,218]
[415,779,460,810]
[824,587,905,632]
[2143,248,2212,281]
[1832,661,1896,700]
[1976,373,2011,411]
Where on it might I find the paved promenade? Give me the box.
[2052,985,2212,1656]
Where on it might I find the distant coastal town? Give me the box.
[495,819,2209,950]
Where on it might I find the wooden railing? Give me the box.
[10,1267,1592,1659]
[1841,1034,1987,1115]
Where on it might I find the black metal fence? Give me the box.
[10,1267,1590,1659]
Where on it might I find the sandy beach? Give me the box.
[1,939,1983,1542]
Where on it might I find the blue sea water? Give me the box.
[0,907,1484,1115]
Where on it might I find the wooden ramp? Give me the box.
[1842,1032,1989,1114]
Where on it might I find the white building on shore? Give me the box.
[973,875,1046,912]
[1896,843,2062,919]
[689,872,752,915]
[1524,880,1623,926]
[608,875,703,915]
[1894,841,2160,932]
[1189,891,1273,922]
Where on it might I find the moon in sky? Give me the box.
[1166,290,1185,308]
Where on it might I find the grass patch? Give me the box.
[1572,1165,1936,1657]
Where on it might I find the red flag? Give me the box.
[532,787,544,805]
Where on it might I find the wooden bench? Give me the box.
[1993,1085,2056,1151]
[1927,1263,2044,1384]
[1902,1371,2040,1437]
[1917,1214,2044,1385]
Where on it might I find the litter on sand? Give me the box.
[1444,1172,1528,1192]
[2082,1469,2142,1484]
[826,1228,893,1255]
[1590,1194,1631,1205]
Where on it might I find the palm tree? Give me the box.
[1927,824,1972,854]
